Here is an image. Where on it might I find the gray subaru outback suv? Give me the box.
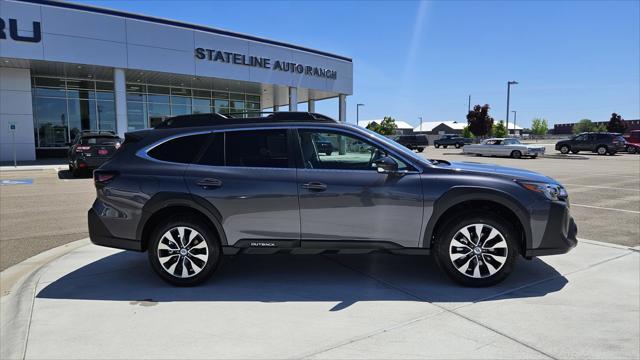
[89,112,577,287]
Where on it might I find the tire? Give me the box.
[559,145,570,154]
[455,143,462,149]
[70,165,80,177]
[443,145,448,149]
[596,146,607,155]
[325,151,332,156]
[434,144,440,149]
[434,212,518,287]
[417,148,424,153]
[531,154,538,158]
[510,150,522,159]
[571,150,579,154]
[148,215,221,286]
[628,146,638,154]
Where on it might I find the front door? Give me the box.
[185,129,300,247]
[295,129,424,248]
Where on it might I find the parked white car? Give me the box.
[463,138,545,159]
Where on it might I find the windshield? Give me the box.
[81,136,120,145]
[352,125,433,165]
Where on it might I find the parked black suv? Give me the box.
[67,131,121,176]
[434,134,472,149]
[395,134,429,152]
[89,112,577,287]
[555,132,626,155]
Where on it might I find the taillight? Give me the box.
[76,145,91,152]
[93,170,118,185]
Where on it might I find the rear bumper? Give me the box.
[75,156,110,169]
[526,202,578,257]
[88,208,143,251]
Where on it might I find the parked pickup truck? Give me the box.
[624,130,640,154]
[434,134,472,149]
[395,135,429,152]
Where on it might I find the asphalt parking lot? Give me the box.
[1,146,638,273]
[421,144,640,247]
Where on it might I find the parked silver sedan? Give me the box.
[463,138,545,159]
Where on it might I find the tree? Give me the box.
[467,104,494,137]
[366,116,397,136]
[493,121,507,138]
[573,119,594,134]
[531,118,549,137]
[462,125,474,138]
[594,123,608,132]
[607,113,627,133]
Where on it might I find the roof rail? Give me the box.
[154,112,337,129]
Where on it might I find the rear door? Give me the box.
[185,128,300,247]
[295,128,423,247]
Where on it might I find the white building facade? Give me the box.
[0,0,353,160]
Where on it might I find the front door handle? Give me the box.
[196,178,223,189]
[301,181,327,192]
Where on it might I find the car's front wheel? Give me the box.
[596,146,607,155]
[510,150,522,159]
[434,144,440,148]
[455,143,462,149]
[148,216,221,286]
[628,146,638,154]
[434,212,518,287]
[559,145,570,154]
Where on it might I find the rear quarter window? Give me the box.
[147,133,208,163]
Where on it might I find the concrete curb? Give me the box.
[0,239,90,360]
[0,165,66,172]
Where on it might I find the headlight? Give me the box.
[517,181,566,201]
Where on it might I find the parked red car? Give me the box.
[624,130,640,154]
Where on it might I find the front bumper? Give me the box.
[525,201,578,256]
[88,208,143,251]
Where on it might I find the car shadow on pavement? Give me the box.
[37,251,567,311]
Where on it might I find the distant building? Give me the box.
[414,121,466,134]
[553,120,640,134]
[358,119,414,135]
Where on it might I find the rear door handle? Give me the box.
[196,178,223,189]
[301,181,327,192]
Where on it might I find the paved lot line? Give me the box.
[572,203,640,214]
[562,184,640,192]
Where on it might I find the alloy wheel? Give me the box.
[560,146,569,154]
[449,223,508,279]
[157,226,209,278]
[597,146,607,155]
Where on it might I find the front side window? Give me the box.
[297,130,409,171]
[147,133,208,164]
[225,129,289,168]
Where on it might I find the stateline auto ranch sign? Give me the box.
[195,47,338,80]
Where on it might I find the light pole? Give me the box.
[418,116,423,132]
[511,110,517,137]
[506,80,518,131]
[467,95,471,113]
[356,103,364,124]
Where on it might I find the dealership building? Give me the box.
[0,0,353,161]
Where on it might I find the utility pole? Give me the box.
[506,81,518,131]
[356,103,364,124]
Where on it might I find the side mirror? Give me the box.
[373,156,398,174]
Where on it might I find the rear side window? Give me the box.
[225,129,289,168]
[198,133,225,166]
[148,133,208,163]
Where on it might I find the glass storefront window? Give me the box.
[213,91,229,100]
[246,94,260,102]
[171,96,191,106]
[171,104,191,116]
[35,97,68,147]
[127,101,147,131]
[32,76,116,148]
[97,100,116,132]
[192,98,211,114]
[230,92,245,101]
[148,94,170,103]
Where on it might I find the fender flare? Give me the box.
[136,192,228,247]
[422,186,531,250]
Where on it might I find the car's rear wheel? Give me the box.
[628,146,638,154]
[148,216,221,286]
[596,146,607,155]
[325,151,332,156]
[69,164,80,177]
[417,148,424,152]
[510,150,522,159]
[455,143,462,149]
[434,144,440,148]
[434,212,518,287]
[560,145,570,154]
[443,145,448,149]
